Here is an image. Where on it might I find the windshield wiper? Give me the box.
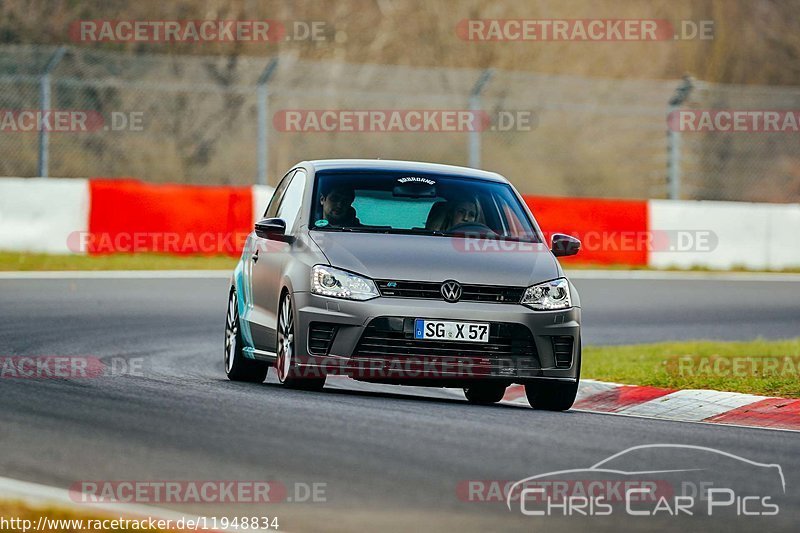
[318,226,435,235]
[389,228,446,237]
[315,226,476,238]
[314,226,360,232]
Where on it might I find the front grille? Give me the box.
[308,322,338,355]
[551,336,574,368]
[375,280,524,303]
[351,317,539,376]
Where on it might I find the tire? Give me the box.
[225,288,269,383]
[463,383,507,405]
[276,291,326,392]
[525,337,581,411]
[524,380,579,411]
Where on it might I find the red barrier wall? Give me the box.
[88,180,253,256]
[85,180,647,264]
[524,195,649,265]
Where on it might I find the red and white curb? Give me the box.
[3,176,800,270]
[326,376,800,431]
[502,380,800,431]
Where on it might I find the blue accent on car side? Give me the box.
[233,249,257,359]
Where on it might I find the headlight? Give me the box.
[521,278,572,310]
[311,265,379,301]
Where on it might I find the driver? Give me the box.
[447,196,478,229]
[319,184,361,226]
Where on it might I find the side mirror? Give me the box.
[551,233,581,257]
[255,217,291,241]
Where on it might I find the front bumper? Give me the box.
[291,291,581,386]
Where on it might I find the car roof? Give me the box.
[303,159,509,183]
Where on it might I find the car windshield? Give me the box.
[310,171,541,242]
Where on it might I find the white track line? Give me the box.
[565,269,800,282]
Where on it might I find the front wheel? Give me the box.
[526,337,580,411]
[463,383,507,405]
[276,292,326,392]
[525,381,579,411]
[225,288,269,383]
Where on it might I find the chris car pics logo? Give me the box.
[505,444,785,518]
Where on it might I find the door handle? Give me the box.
[251,250,259,263]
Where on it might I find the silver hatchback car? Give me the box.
[225,159,582,410]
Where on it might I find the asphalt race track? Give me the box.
[573,276,800,344]
[1,275,799,532]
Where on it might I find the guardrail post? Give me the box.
[468,69,493,169]
[667,75,694,200]
[256,58,279,186]
[37,46,67,178]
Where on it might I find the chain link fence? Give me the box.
[1,44,799,202]
[679,81,800,202]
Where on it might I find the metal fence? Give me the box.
[1,44,799,202]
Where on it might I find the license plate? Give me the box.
[414,319,489,343]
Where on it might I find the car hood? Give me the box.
[308,230,561,286]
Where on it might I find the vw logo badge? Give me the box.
[440,280,463,303]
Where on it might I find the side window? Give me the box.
[275,169,307,229]
[497,195,539,241]
[264,169,296,218]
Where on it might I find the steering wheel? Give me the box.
[447,222,496,237]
